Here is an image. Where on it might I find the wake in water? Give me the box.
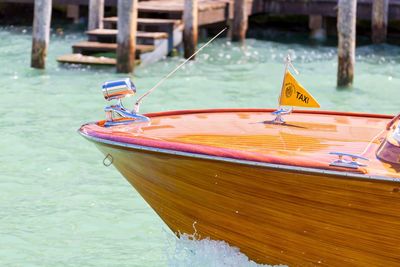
[167,232,287,267]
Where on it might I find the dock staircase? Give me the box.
[57,2,185,66]
[57,0,233,67]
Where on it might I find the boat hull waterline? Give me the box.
[80,109,400,266]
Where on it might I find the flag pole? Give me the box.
[278,54,291,107]
[271,55,293,124]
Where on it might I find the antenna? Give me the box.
[286,54,299,75]
[133,27,227,113]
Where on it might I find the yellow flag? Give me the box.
[279,71,320,108]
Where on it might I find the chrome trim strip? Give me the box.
[79,131,400,183]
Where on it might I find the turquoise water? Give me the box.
[0,26,399,266]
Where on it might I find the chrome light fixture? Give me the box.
[102,78,150,127]
[102,78,136,101]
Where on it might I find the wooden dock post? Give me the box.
[183,0,198,59]
[31,0,52,69]
[116,0,138,73]
[232,0,247,42]
[337,0,357,87]
[88,0,104,30]
[371,0,389,43]
[66,5,80,23]
[309,15,326,40]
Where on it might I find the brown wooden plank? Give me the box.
[57,53,117,65]
[104,17,182,26]
[137,0,227,13]
[73,41,117,52]
[5,0,400,21]
[138,3,184,13]
[89,142,400,266]
[72,41,154,54]
[86,29,168,39]
[198,2,230,25]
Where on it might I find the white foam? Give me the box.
[167,233,287,267]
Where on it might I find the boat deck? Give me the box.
[80,109,400,180]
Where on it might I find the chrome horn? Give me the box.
[102,78,150,127]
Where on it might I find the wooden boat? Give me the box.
[80,105,400,265]
[79,57,400,265]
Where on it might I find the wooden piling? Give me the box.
[88,0,104,30]
[232,0,247,42]
[309,15,323,32]
[66,5,80,24]
[309,15,326,40]
[31,0,52,69]
[183,0,198,59]
[371,0,389,44]
[116,0,138,73]
[337,0,357,87]
[225,1,234,39]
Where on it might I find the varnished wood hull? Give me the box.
[92,141,400,266]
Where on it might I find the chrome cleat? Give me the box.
[271,107,293,124]
[329,152,369,169]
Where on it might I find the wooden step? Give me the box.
[86,29,168,43]
[137,1,227,13]
[138,1,183,14]
[57,54,140,66]
[86,29,168,39]
[57,54,116,65]
[72,41,155,55]
[103,17,182,29]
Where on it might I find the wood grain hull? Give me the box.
[92,141,400,266]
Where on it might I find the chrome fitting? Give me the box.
[329,152,369,169]
[101,78,150,127]
[102,78,136,101]
[271,107,292,124]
